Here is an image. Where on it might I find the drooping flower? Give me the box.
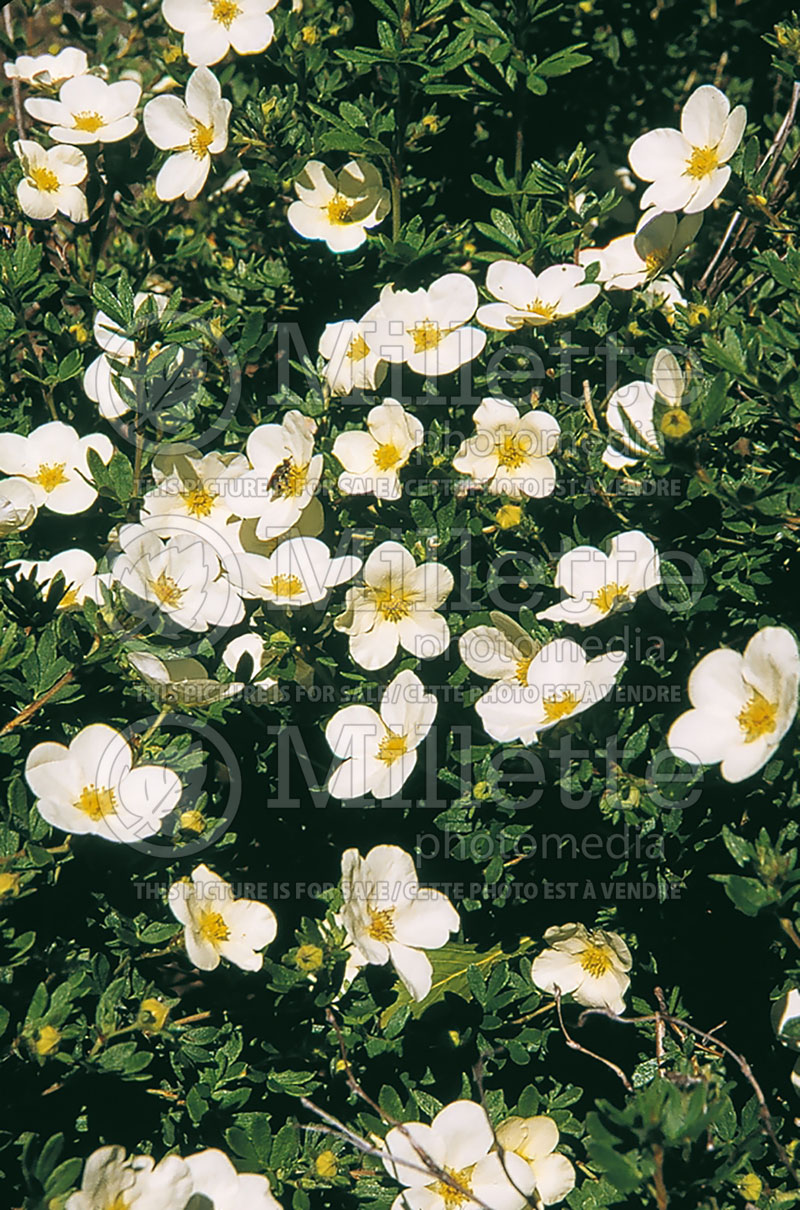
[232,410,323,543]
[25,76,141,144]
[326,671,437,803]
[602,348,684,469]
[333,399,424,501]
[667,626,800,783]
[185,1148,283,1210]
[5,47,88,88]
[338,842,458,998]
[459,614,541,686]
[168,863,277,971]
[383,1100,535,1210]
[579,210,702,290]
[8,549,111,610]
[128,650,245,706]
[161,0,279,67]
[642,275,686,317]
[143,67,231,201]
[476,261,600,331]
[474,638,626,745]
[628,84,746,214]
[319,308,386,395]
[84,290,175,420]
[14,140,88,222]
[142,447,250,533]
[239,535,361,606]
[288,160,390,252]
[452,397,561,499]
[65,1146,192,1210]
[0,478,38,536]
[0,421,112,514]
[531,922,632,1014]
[364,273,486,377]
[537,531,660,627]
[334,540,453,670]
[24,723,182,844]
[495,1117,576,1206]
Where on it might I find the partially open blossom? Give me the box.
[452,397,560,499]
[8,549,111,610]
[333,399,424,501]
[5,47,88,88]
[84,291,176,420]
[169,863,277,971]
[496,1117,576,1206]
[14,140,88,222]
[579,210,702,290]
[667,626,800,782]
[288,160,390,252]
[476,261,599,331]
[0,478,38,536]
[319,308,386,395]
[232,410,324,542]
[128,650,245,706]
[334,540,453,669]
[364,273,486,377]
[185,1149,283,1210]
[144,67,231,201]
[326,671,437,803]
[531,922,632,1014]
[602,348,685,469]
[537,531,661,627]
[65,1147,192,1210]
[0,421,112,514]
[25,723,182,844]
[25,76,141,144]
[459,614,541,685]
[162,0,279,67]
[628,84,746,214]
[339,842,458,999]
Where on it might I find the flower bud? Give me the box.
[295,944,324,972]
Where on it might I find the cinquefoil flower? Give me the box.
[142,447,250,533]
[144,67,231,201]
[495,1117,576,1206]
[579,210,702,291]
[84,290,175,420]
[25,76,141,144]
[531,922,632,1014]
[232,410,323,542]
[0,478,38,536]
[333,399,424,501]
[365,273,486,377]
[9,549,111,610]
[667,626,799,782]
[65,1146,192,1210]
[162,0,279,67]
[288,160,390,253]
[537,531,660,627]
[128,651,245,706]
[185,1148,283,1210]
[602,348,684,469]
[14,140,88,222]
[5,47,88,88]
[241,535,361,607]
[459,614,541,686]
[169,863,277,971]
[319,307,386,395]
[452,397,560,499]
[477,261,599,331]
[0,421,111,514]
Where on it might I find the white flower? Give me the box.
[475,638,626,745]
[667,626,800,783]
[65,1146,192,1210]
[642,275,685,315]
[383,1100,535,1210]
[84,290,175,419]
[476,261,599,331]
[232,410,323,542]
[288,160,390,253]
[144,67,231,201]
[628,84,746,214]
[239,535,361,606]
[142,447,250,532]
[602,348,684,469]
[495,1117,576,1206]
[334,540,453,670]
[537,531,661,627]
[5,47,88,88]
[452,397,560,499]
[579,210,702,290]
[185,1148,283,1210]
[773,990,800,1096]
[14,140,88,222]
[162,0,279,67]
[25,76,141,144]
[319,308,386,396]
[364,273,486,377]
[531,922,632,1014]
[128,650,245,706]
[0,478,38,536]
[0,421,112,514]
[339,842,458,999]
[326,671,437,803]
[221,634,280,701]
[333,399,424,501]
[459,615,541,686]
[24,723,182,844]
[112,522,245,634]
[8,549,111,610]
[169,863,277,971]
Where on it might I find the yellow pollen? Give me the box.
[189,121,215,158]
[326,195,356,225]
[33,461,68,491]
[410,319,443,353]
[433,1168,473,1209]
[645,247,669,273]
[687,145,719,179]
[72,110,104,133]
[106,1197,129,1210]
[542,691,580,723]
[496,433,529,470]
[367,906,395,941]
[29,165,60,192]
[182,485,216,517]
[150,570,184,607]
[269,573,304,598]
[75,784,117,821]
[514,656,532,685]
[737,689,778,743]
[58,586,79,610]
[525,298,556,320]
[346,334,370,362]
[211,0,241,27]
[198,909,230,945]
[269,458,308,498]
[591,582,629,615]
[377,730,408,765]
[373,586,413,622]
[579,942,613,978]
[373,442,402,471]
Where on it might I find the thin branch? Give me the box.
[2,3,25,140]
[554,989,633,1091]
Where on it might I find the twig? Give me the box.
[554,989,633,1091]
[652,1142,668,1210]
[0,670,75,734]
[2,4,25,140]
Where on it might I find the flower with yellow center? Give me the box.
[496,1116,576,1206]
[339,842,459,1000]
[65,1145,193,1210]
[234,410,324,542]
[241,535,361,608]
[25,76,141,145]
[603,347,684,469]
[629,84,746,214]
[453,396,561,500]
[5,47,88,88]
[333,399,424,501]
[144,67,232,201]
[0,420,111,513]
[668,626,799,783]
[7,548,112,613]
[459,613,541,700]
[162,0,279,66]
[288,159,390,252]
[579,210,702,292]
[477,260,599,331]
[537,530,660,628]
[531,922,632,1014]
[365,273,485,375]
[169,864,277,971]
[142,447,249,534]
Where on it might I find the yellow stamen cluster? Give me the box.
[326,195,356,225]
[212,0,241,27]
[269,573,304,598]
[190,121,215,159]
[737,689,778,743]
[72,110,104,132]
[372,586,413,622]
[367,906,395,942]
[410,320,443,353]
[542,691,580,723]
[377,731,408,765]
[33,462,68,491]
[183,485,216,517]
[373,442,401,471]
[496,433,530,470]
[29,166,60,192]
[579,942,613,978]
[198,909,230,944]
[346,334,370,362]
[75,784,117,821]
[433,1167,474,1209]
[686,145,719,179]
[591,582,629,615]
[150,571,184,608]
